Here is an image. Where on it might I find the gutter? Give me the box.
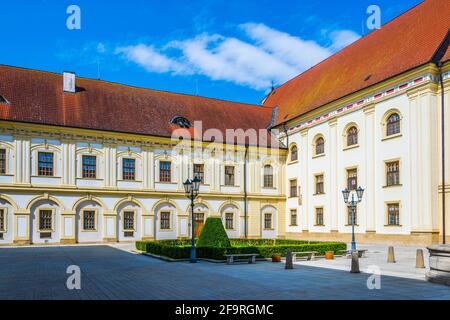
[438,63,446,244]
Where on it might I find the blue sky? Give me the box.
[0,0,421,104]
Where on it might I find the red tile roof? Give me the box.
[0,65,276,147]
[264,0,450,126]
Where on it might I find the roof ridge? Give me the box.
[0,63,273,111]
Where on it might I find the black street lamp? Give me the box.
[183,176,201,263]
[342,186,365,252]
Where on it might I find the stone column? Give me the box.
[300,129,309,232]
[329,118,339,232]
[364,105,376,232]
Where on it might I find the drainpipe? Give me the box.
[439,63,446,244]
[244,144,249,239]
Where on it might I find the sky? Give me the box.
[0,0,422,105]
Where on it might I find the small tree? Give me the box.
[197,217,231,248]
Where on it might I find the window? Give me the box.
[225,166,235,186]
[315,137,325,155]
[39,210,53,231]
[264,213,273,229]
[388,203,400,226]
[386,161,400,186]
[225,212,234,230]
[347,206,357,225]
[194,164,204,184]
[347,169,358,190]
[122,159,136,181]
[0,149,5,174]
[387,113,401,136]
[290,209,297,226]
[160,161,171,183]
[123,211,135,230]
[0,209,5,232]
[290,145,298,162]
[160,212,171,230]
[38,152,54,176]
[315,175,324,195]
[83,210,96,231]
[316,208,324,226]
[82,155,97,179]
[263,165,273,188]
[347,126,358,146]
[290,180,298,198]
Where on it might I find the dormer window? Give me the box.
[171,116,192,128]
[0,95,9,104]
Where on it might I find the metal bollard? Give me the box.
[351,251,360,273]
[416,249,425,269]
[387,246,396,263]
[285,250,294,270]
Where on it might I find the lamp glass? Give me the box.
[342,188,350,203]
[356,187,365,202]
[193,176,201,192]
[183,179,192,194]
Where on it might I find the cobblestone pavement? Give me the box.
[0,245,449,300]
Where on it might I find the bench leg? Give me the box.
[227,257,233,265]
[252,256,256,264]
[311,253,315,261]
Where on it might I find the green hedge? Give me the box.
[230,239,320,247]
[197,217,231,248]
[136,241,347,260]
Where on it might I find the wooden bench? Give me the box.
[292,251,317,261]
[339,249,368,258]
[225,254,258,265]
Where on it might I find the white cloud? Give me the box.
[329,30,361,51]
[240,23,332,71]
[115,44,192,75]
[115,23,360,91]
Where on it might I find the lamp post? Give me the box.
[342,186,365,252]
[183,176,201,263]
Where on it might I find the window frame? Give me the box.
[263,213,273,230]
[159,161,172,183]
[38,208,55,232]
[160,211,172,231]
[225,212,234,230]
[37,151,55,177]
[0,148,6,175]
[386,203,401,226]
[0,207,7,232]
[193,163,205,184]
[290,209,298,226]
[347,168,358,191]
[123,210,136,231]
[386,160,401,187]
[346,126,359,147]
[386,113,401,137]
[346,205,358,226]
[314,137,325,157]
[81,209,97,232]
[263,165,274,188]
[122,158,136,181]
[81,155,97,179]
[290,144,298,163]
[315,207,324,226]
[224,165,235,187]
[289,179,298,198]
[315,174,325,195]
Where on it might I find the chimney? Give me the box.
[63,71,76,93]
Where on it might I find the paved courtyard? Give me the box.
[0,245,449,300]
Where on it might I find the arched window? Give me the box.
[347,126,358,146]
[263,165,274,188]
[386,113,401,136]
[290,145,298,162]
[315,137,325,155]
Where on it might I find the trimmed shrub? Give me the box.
[136,240,347,261]
[196,217,231,248]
